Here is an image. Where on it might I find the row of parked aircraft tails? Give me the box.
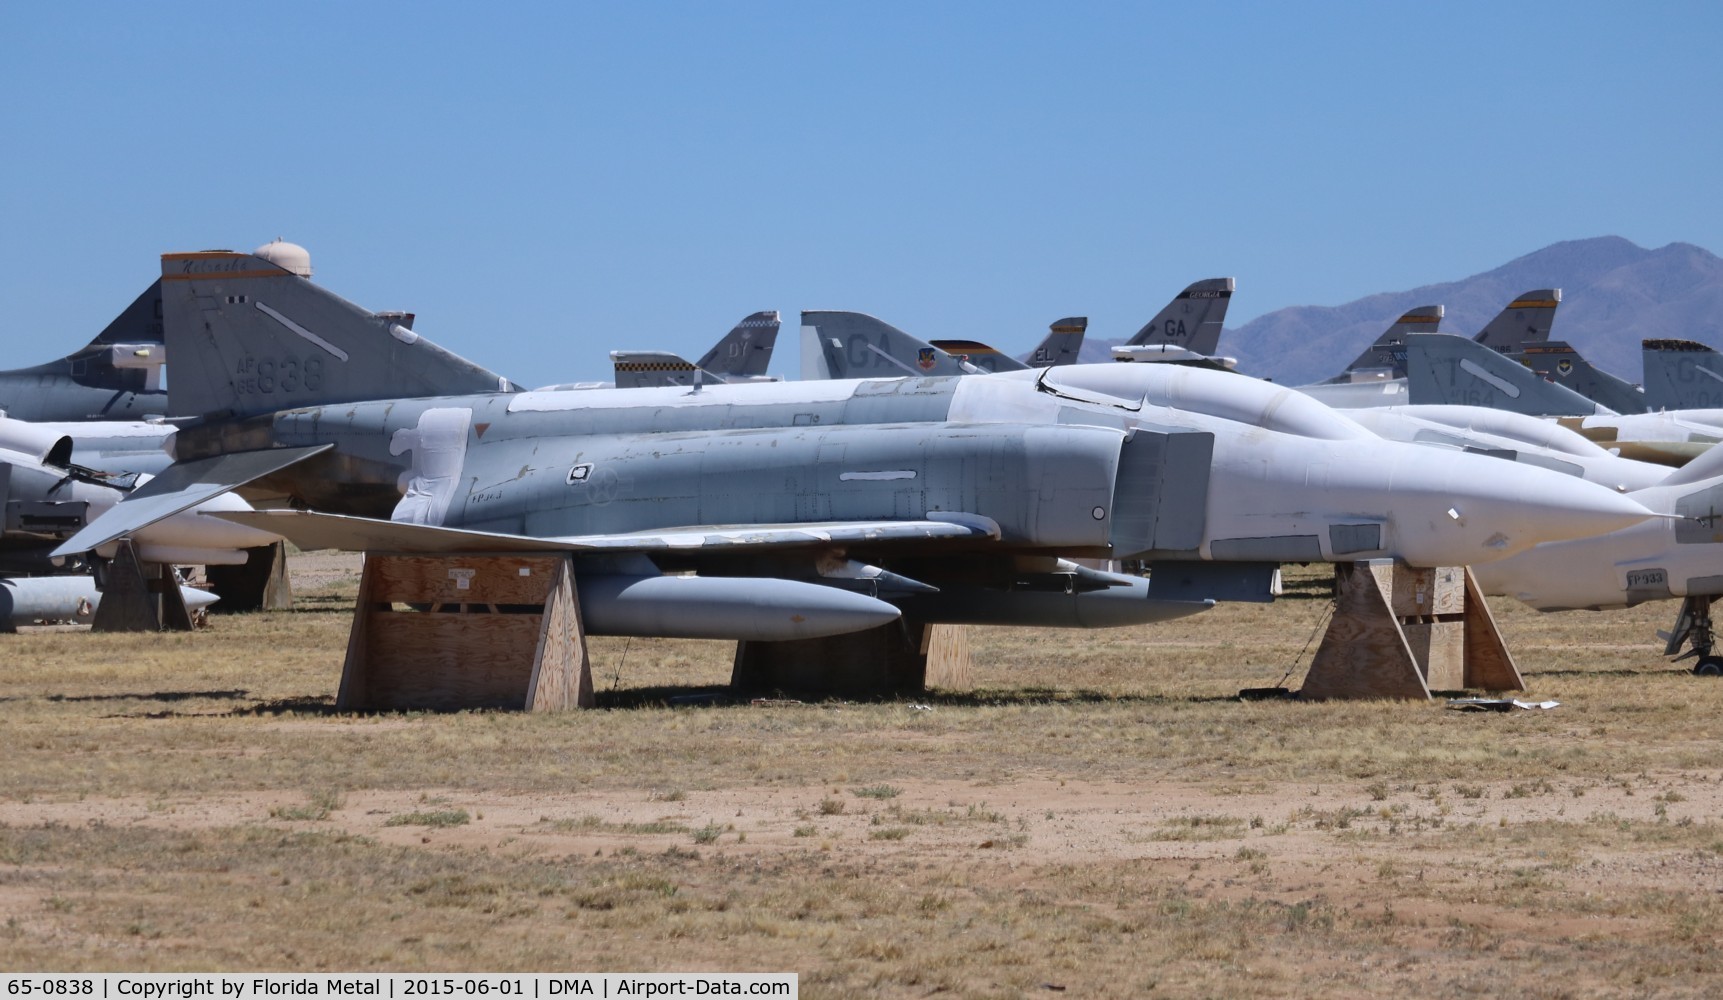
[6,239,1723,671]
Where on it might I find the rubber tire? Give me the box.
[1693,657,1723,677]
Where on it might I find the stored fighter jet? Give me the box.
[1394,333,1723,465]
[54,250,1660,649]
[607,311,781,389]
[0,412,276,575]
[1471,441,1723,673]
[1343,405,1668,493]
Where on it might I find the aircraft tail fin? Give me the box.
[1474,289,1562,352]
[694,310,779,378]
[800,311,975,380]
[1334,305,1443,379]
[1520,341,1647,414]
[1642,339,1723,411]
[1405,333,1605,415]
[1125,278,1234,355]
[9,279,167,394]
[1029,317,1087,367]
[161,251,519,420]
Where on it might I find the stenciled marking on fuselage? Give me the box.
[232,354,324,395]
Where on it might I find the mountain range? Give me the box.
[1075,237,1723,387]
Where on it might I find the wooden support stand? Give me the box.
[205,542,294,612]
[92,539,195,633]
[1298,561,1523,701]
[732,621,972,699]
[340,553,592,712]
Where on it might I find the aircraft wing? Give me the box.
[208,509,1003,554]
[51,445,333,557]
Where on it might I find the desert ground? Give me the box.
[2,555,1720,998]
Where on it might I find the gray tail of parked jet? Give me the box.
[1642,339,1723,411]
[1125,278,1235,355]
[927,317,1086,373]
[611,311,781,389]
[1519,341,1647,414]
[1405,333,1606,415]
[800,311,977,379]
[1474,289,1562,353]
[1029,317,1086,367]
[160,251,520,420]
[695,310,780,378]
[1334,305,1443,379]
[9,279,166,394]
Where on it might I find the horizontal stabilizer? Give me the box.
[51,445,333,557]
[209,509,1003,555]
[610,351,710,389]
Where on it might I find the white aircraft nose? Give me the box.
[1392,454,1658,566]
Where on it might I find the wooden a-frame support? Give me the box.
[732,622,973,699]
[91,539,195,633]
[339,552,592,712]
[1298,561,1523,701]
[205,541,294,612]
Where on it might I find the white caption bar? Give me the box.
[1,975,796,1000]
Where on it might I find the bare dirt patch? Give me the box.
[1,563,1721,996]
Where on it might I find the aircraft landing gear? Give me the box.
[1660,594,1723,675]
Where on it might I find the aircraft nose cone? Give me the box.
[1397,456,1657,566]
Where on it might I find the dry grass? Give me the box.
[1,558,1722,996]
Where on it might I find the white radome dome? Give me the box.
[253,238,312,277]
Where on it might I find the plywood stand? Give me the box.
[733,621,972,698]
[92,539,194,633]
[1298,561,1523,701]
[206,541,294,612]
[340,553,592,712]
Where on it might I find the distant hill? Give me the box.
[1080,237,1723,386]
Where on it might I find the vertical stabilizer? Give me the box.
[695,311,780,378]
[1029,317,1087,367]
[1643,339,1723,411]
[0,280,169,420]
[1336,305,1443,379]
[800,311,974,379]
[1125,278,1234,355]
[161,251,519,419]
[1405,333,1605,415]
[1475,289,1562,353]
[1520,341,1647,414]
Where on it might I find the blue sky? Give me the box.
[3,2,1719,382]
